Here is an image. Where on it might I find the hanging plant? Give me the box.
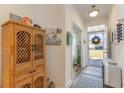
[92,35,101,45]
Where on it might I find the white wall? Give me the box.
[65,5,86,87]
[108,4,124,87]
[35,5,66,87]
[0,4,66,88]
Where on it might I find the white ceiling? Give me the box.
[73,4,113,20]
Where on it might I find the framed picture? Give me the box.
[66,31,73,46]
[46,28,62,45]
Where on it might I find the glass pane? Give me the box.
[87,27,92,32]
[99,24,105,30]
[93,25,99,31]
[88,24,105,32]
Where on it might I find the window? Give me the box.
[87,24,105,32]
[88,27,92,32]
[93,25,99,31]
[99,25,105,31]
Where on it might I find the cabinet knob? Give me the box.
[31,45,35,51]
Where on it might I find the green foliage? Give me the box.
[77,45,81,65]
[66,31,73,46]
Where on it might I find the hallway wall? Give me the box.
[35,5,66,87]
[65,5,87,87]
[108,4,124,87]
[0,4,66,87]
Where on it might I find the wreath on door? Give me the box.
[92,36,101,45]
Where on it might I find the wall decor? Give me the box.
[46,28,62,45]
[116,22,124,43]
[112,29,117,44]
[112,18,124,44]
[92,35,101,45]
[66,31,73,46]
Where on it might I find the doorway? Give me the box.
[72,24,82,79]
[88,31,104,60]
[87,24,107,60]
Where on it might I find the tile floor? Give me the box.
[70,60,103,88]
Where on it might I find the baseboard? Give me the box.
[104,84,114,88]
[65,79,72,88]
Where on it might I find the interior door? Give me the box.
[14,25,33,71]
[72,25,82,79]
[32,30,44,66]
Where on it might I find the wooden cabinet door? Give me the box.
[33,71,45,88]
[33,30,45,66]
[15,77,32,88]
[14,25,33,71]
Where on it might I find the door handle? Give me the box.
[31,45,35,51]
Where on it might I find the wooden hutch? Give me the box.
[1,20,46,88]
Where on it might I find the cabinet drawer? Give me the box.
[33,72,45,88]
[15,77,32,88]
[15,68,32,82]
[15,66,45,82]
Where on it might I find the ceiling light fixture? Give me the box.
[88,5,100,17]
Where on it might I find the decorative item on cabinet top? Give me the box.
[9,13,32,26]
[2,20,46,32]
[9,13,22,22]
[9,13,42,28]
[33,24,41,29]
[22,16,32,26]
